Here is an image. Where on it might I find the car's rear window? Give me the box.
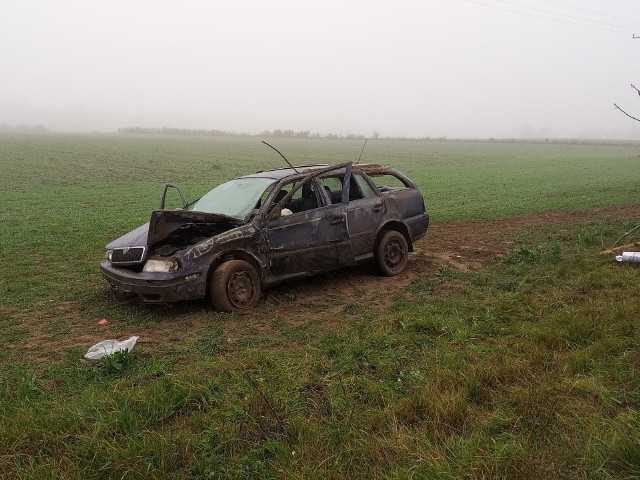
[367,173,410,193]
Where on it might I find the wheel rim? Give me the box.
[384,239,405,270]
[227,270,255,308]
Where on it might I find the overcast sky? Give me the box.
[1,0,639,138]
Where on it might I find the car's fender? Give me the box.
[374,219,413,252]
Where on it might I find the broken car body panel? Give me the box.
[100,162,429,306]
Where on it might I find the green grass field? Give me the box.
[1,133,639,478]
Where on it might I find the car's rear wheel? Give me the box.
[211,260,261,312]
[374,230,408,276]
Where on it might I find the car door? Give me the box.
[320,167,385,260]
[264,168,354,278]
[345,173,385,259]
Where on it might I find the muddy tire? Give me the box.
[374,230,408,276]
[211,260,261,312]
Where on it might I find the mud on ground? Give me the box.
[7,204,640,364]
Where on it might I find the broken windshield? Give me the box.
[191,177,277,219]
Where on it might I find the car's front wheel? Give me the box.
[374,230,409,276]
[210,260,261,312]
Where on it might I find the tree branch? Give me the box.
[612,223,640,248]
[242,368,293,447]
[614,103,640,122]
[632,84,640,96]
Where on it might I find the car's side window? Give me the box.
[321,174,375,204]
[367,173,410,193]
[354,174,377,199]
[320,176,343,204]
[270,178,321,215]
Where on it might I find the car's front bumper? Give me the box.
[100,261,208,303]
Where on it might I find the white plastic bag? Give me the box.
[84,336,139,360]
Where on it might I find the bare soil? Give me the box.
[8,204,640,363]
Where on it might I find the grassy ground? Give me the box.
[1,134,638,309]
[0,134,639,478]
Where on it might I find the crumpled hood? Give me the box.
[105,222,149,249]
[105,210,246,251]
[147,210,245,246]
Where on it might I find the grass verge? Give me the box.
[1,218,639,478]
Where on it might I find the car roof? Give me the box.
[242,164,329,180]
[242,163,388,180]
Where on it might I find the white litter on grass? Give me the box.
[84,336,139,360]
[615,252,640,264]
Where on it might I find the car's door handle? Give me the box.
[373,204,383,212]
[330,216,346,225]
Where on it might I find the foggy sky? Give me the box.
[1,0,640,139]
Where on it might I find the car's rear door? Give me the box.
[319,168,384,260]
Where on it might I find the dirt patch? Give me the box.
[7,204,640,363]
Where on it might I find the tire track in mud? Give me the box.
[165,203,640,350]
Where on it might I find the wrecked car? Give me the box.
[100,162,429,311]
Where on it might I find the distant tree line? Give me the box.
[118,126,241,136]
[117,126,367,139]
[0,124,50,133]
[487,137,638,147]
[5,124,632,145]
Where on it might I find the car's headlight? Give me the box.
[143,258,179,273]
[105,250,113,261]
